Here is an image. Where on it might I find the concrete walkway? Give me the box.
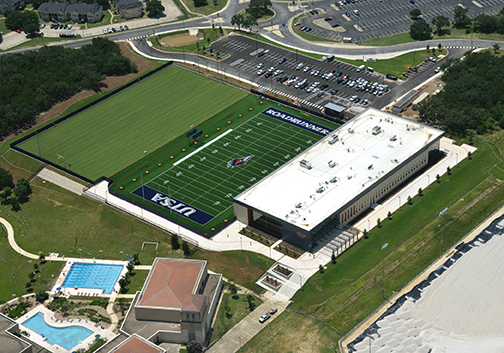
[2,217,38,259]
[207,296,289,353]
[37,167,86,195]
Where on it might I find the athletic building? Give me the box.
[234,108,444,251]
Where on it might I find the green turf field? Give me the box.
[110,96,338,235]
[18,65,247,180]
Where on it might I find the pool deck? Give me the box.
[51,259,129,298]
[17,305,117,353]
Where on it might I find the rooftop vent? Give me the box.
[330,176,338,183]
[328,134,339,145]
[316,186,325,193]
[372,126,381,135]
[347,174,353,180]
[300,159,312,170]
[390,135,397,141]
[368,164,373,170]
[348,128,355,134]
[328,160,337,168]
[295,202,302,209]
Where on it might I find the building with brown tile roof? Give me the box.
[122,258,222,345]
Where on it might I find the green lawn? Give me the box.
[337,49,447,78]
[108,96,337,234]
[211,293,262,343]
[0,227,64,303]
[0,16,10,35]
[18,65,247,180]
[124,270,149,294]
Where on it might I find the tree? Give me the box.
[454,6,470,28]
[219,25,223,34]
[33,263,39,273]
[5,11,25,31]
[39,254,45,264]
[24,22,39,37]
[410,19,432,40]
[363,229,368,239]
[231,13,245,30]
[230,285,238,299]
[388,211,392,220]
[14,178,32,203]
[26,282,32,291]
[182,240,190,256]
[118,277,128,293]
[438,43,442,50]
[474,14,497,34]
[246,294,256,311]
[146,0,165,17]
[35,290,49,303]
[9,195,20,211]
[493,43,501,54]
[1,187,12,205]
[31,0,44,9]
[126,262,135,274]
[436,174,441,183]
[105,55,137,76]
[171,234,180,250]
[409,9,422,20]
[407,195,412,205]
[418,187,423,196]
[319,264,324,273]
[431,15,450,35]
[243,15,258,31]
[0,167,14,190]
[377,218,381,228]
[426,44,430,51]
[468,151,472,160]
[193,0,207,7]
[28,272,35,282]
[186,340,203,353]
[132,253,140,265]
[447,166,451,175]
[331,251,337,264]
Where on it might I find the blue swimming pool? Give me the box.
[22,312,93,350]
[62,262,123,294]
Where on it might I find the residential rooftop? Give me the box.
[108,334,165,353]
[235,108,444,231]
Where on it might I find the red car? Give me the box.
[298,25,305,30]
[15,29,22,33]
[324,17,332,21]
[332,23,340,27]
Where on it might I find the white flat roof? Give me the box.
[235,108,444,231]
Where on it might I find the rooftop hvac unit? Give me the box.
[330,176,338,183]
[368,164,373,170]
[347,174,353,180]
[328,134,339,145]
[372,125,381,135]
[300,159,312,170]
[348,128,355,134]
[328,160,336,168]
[316,186,325,193]
[390,135,397,141]
[295,202,302,209]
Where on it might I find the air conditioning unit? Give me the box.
[330,176,338,183]
[295,202,302,209]
[300,159,312,169]
[372,125,381,135]
[328,160,336,168]
[316,186,325,193]
[328,134,339,145]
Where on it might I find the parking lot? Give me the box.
[213,35,398,109]
[298,0,504,42]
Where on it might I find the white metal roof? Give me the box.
[235,108,444,231]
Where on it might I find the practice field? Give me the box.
[17,65,247,181]
[110,96,338,235]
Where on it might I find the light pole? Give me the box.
[427,174,430,188]
[99,250,103,260]
[78,248,82,259]
[381,243,388,299]
[120,251,123,261]
[368,219,370,230]
[439,207,448,253]
[456,153,458,166]
[240,237,243,252]
[398,196,401,210]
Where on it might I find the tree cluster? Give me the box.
[472,7,504,34]
[193,0,207,7]
[0,37,137,139]
[0,168,31,211]
[146,0,165,17]
[417,50,504,135]
[231,0,272,31]
[5,10,40,37]
[409,19,432,40]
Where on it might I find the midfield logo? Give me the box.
[227,155,254,168]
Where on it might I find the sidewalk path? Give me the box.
[37,167,86,195]
[2,217,38,259]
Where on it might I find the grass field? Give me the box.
[18,65,247,180]
[109,95,337,234]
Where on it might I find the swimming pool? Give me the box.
[22,312,93,350]
[62,262,123,294]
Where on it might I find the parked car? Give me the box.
[68,24,72,29]
[120,26,124,31]
[103,29,108,34]
[259,313,271,323]
[270,308,278,315]
[345,11,351,17]
[332,23,340,27]
[278,57,287,64]
[40,23,46,29]
[257,63,265,69]
[107,28,112,33]
[124,25,129,30]
[434,67,441,73]
[324,17,332,21]
[353,9,360,15]
[15,29,22,33]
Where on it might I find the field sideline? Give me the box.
[18,65,247,180]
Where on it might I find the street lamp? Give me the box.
[439,207,448,252]
[427,174,430,188]
[381,243,388,299]
[78,248,82,259]
[398,196,401,210]
[120,251,123,261]
[240,237,243,252]
[456,153,458,166]
[99,250,103,260]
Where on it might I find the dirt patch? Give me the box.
[400,78,445,121]
[160,32,204,47]
[5,42,156,142]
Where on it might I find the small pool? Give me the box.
[22,312,93,350]
[62,262,123,294]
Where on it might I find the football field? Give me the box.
[110,97,338,234]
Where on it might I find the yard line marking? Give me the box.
[174,129,234,166]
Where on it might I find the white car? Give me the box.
[257,63,264,69]
[103,29,107,34]
[434,67,441,73]
[68,24,72,29]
